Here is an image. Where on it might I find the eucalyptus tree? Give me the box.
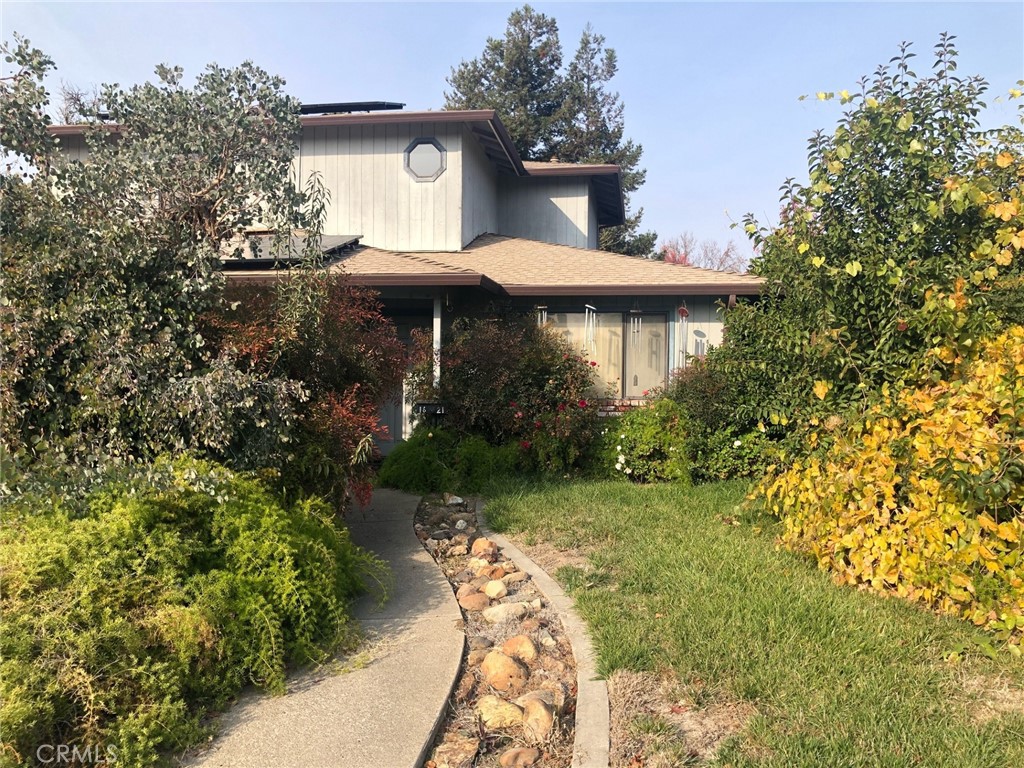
[1,36,313,486]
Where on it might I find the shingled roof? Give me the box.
[328,234,763,296]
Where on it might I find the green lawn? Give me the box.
[483,479,1024,768]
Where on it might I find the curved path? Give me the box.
[182,489,464,768]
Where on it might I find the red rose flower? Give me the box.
[578,399,588,408]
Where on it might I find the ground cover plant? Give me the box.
[485,479,1024,767]
[0,458,384,768]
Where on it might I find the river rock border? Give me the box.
[478,513,610,768]
[415,494,609,768]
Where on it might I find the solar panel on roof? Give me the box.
[93,102,406,121]
[299,102,405,115]
[220,234,360,271]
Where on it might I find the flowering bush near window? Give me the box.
[607,398,690,483]
[411,315,602,473]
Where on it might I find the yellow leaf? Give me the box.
[950,572,972,589]
[997,522,1020,543]
[813,380,830,400]
[996,152,1014,168]
[812,256,826,268]
[798,242,810,254]
[897,112,913,131]
[978,515,998,532]
[844,261,863,276]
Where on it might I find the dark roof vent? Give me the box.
[299,101,405,115]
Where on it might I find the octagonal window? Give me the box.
[404,137,446,182]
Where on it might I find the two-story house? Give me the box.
[54,103,763,452]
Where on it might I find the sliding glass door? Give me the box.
[545,311,666,398]
[624,313,667,397]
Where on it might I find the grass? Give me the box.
[483,478,1024,767]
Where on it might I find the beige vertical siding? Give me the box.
[295,122,463,251]
[460,127,498,246]
[497,176,592,248]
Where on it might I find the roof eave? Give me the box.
[342,272,504,294]
[501,283,763,297]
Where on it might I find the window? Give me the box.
[625,313,667,398]
[404,138,446,182]
[546,311,667,398]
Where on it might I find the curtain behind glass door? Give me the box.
[625,314,667,397]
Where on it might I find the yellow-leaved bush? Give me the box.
[759,327,1024,646]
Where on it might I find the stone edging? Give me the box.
[478,516,611,768]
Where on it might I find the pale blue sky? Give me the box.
[3,1,1022,256]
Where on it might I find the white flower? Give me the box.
[615,463,623,471]
[620,434,626,439]
[733,439,742,447]
[617,454,625,463]
[624,467,633,475]
[616,445,622,451]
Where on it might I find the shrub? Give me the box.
[377,428,520,495]
[663,361,739,434]
[409,315,601,474]
[0,38,310,485]
[662,363,777,483]
[0,457,384,766]
[377,428,458,494]
[758,328,1024,647]
[717,38,1024,435]
[453,435,520,493]
[689,426,777,484]
[605,399,690,483]
[208,279,405,507]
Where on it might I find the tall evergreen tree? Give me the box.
[445,8,654,255]
[444,4,562,160]
[554,25,655,256]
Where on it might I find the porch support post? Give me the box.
[432,295,442,388]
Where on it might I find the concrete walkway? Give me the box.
[183,489,464,768]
